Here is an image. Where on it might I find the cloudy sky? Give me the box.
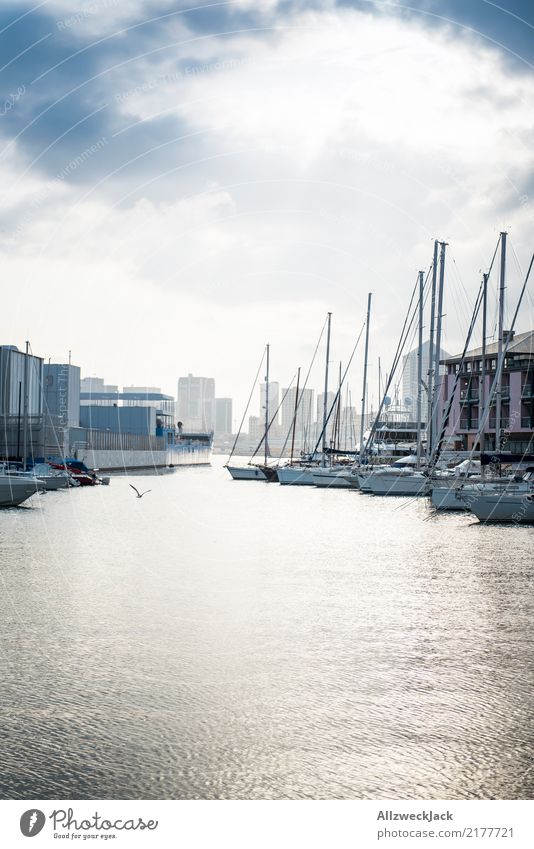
[1,0,533,417]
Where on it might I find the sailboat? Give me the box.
[430,232,530,510]
[0,474,44,507]
[226,344,273,481]
[359,259,437,497]
[278,313,333,486]
[466,467,534,522]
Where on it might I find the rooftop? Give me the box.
[442,330,534,364]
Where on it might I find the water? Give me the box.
[0,457,532,800]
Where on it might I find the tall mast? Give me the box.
[22,341,30,470]
[289,367,300,466]
[264,343,270,464]
[416,271,424,468]
[495,232,507,451]
[378,356,382,401]
[480,272,488,459]
[359,293,372,461]
[334,361,342,457]
[426,240,439,454]
[431,242,447,453]
[321,312,332,467]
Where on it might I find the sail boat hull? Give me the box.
[277,466,317,486]
[311,467,354,488]
[469,491,534,523]
[226,465,267,481]
[0,475,43,507]
[431,484,472,511]
[365,470,428,496]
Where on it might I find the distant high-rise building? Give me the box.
[214,398,233,435]
[248,415,262,442]
[177,374,215,431]
[281,386,314,447]
[260,381,279,426]
[401,341,449,421]
[316,391,337,443]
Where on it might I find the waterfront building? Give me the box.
[441,329,534,452]
[0,345,43,461]
[43,363,81,457]
[80,388,175,433]
[80,376,119,404]
[121,386,176,426]
[80,405,157,436]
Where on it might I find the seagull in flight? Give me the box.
[129,484,152,498]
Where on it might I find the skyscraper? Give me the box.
[281,386,314,448]
[214,398,233,435]
[177,374,215,430]
[401,341,449,421]
[260,381,279,426]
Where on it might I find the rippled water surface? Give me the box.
[0,457,533,799]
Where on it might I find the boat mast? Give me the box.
[321,313,332,467]
[289,367,300,466]
[495,232,507,451]
[359,293,372,461]
[264,343,270,465]
[480,272,488,468]
[426,240,439,455]
[333,361,342,458]
[22,341,30,471]
[416,270,424,468]
[430,242,447,454]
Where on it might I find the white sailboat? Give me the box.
[226,344,273,481]
[468,473,534,523]
[278,313,332,486]
[360,263,436,497]
[0,474,44,507]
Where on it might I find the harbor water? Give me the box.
[0,457,532,800]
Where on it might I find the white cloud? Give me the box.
[2,4,534,411]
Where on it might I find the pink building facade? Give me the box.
[439,330,534,453]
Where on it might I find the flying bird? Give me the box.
[129,484,152,498]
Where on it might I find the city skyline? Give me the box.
[1,2,533,421]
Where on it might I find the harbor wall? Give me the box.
[77,446,212,471]
[77,448,167,471]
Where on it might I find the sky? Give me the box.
[1,0,534,420]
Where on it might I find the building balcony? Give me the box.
[488,418,510,429]
[521,386,534,399]
[459,419,479,430]
[459,389,479,401]
[521,417,534,429]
